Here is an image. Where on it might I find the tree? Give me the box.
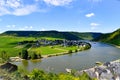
[31,52,38,59]
[18,52,21,58]
[68,50,72,53]
[30,51,42,59]
[21,49,28,59]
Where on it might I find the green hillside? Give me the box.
[70,32,102,40]
[95,28,120,46]
[0,30,100,58]
[1,31,102,40]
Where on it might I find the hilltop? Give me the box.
[0,30,102,40]
[95,28,120,46]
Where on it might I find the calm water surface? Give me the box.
[13,42,120,73]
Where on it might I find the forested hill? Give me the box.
[0,31,102,40]
[95,28,120,46]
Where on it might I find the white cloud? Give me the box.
[19,26,33,30]
[6,25,16,28]
[41,28,46,31]
[90,23,99,26]
[0,0,39,16]
[6,0,21,8]
[90,23,100,30]
[0,7,11,16]
[0,0,74,16]
[85,13,95,18]
[43,0,73,6]
[13,5,38,16]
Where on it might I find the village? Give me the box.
[18,39,91,48]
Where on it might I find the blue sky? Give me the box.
[0,0,120,33]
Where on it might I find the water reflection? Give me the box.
[30,59,41,64]
[22,60,28,67]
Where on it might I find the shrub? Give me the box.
[68,50,72,53]
[18,52,21,57]
[30,51,42,59]
[0,51,9,62]
[21,49,28,59]
[75,49,78,52]
[31,52,38,59]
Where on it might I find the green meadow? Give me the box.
[0,36,84,58]
[0,36,37,57]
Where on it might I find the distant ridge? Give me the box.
[0,30,102,40]
[95,28,120,46]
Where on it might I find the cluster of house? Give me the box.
[18,39,91,47]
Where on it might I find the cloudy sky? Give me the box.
[0,0,120,33]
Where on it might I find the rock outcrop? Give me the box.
[76,60,120,80]
[0,62,18,72]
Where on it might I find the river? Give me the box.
[13,42,120,73]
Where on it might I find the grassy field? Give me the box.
[0,36,90,58]
[0,36,80,57]
[29,45,81,55]
[29,46,66,55]
[0,36,37,57]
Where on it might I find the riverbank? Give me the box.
[9,48,90,61]
[108,43,120,49]
[98,41,120,49]
[116,45,120,48]
[41,48,87,58]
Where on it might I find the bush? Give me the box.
[68,50,72,53]
[30,51,42,59]
[0,51,9,62]
[31,52,38,59]
[0,69,96,80]
[84,43,91,50]
[75,49,78,52]
[28,69,96,80]
[21,49,28,59]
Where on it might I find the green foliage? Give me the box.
[30,51,41,59]
[68,50,73,53]
[84,43,91,50]
[21,49,28,59]
[0,34,91,58]
[95,28,120,46]
[28,69,46,80]
[0,68,97,80]
[28,69,96,80]
[31,52,38,59]
[0,36,36,57]
[29,46,66,55]
[78,72,92,80]
[75,49,78,52]
[1,31,102,40]
[28,69,58,80]
[0,51,9,63]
